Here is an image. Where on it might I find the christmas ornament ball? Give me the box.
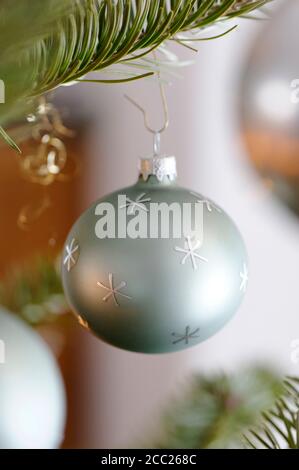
[240,0,299,217]
[62,156,248,353]
[0,308,66,448]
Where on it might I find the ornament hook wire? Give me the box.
[124,81,169,135]
[124,54,169,156]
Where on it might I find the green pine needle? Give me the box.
[0,0,271,151]
[244,377,299,449]
[77,71,154,84]
[0,256,67,325]
[142,366,284,449]
[0,126,21,153]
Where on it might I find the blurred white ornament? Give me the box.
[0,308,66,449]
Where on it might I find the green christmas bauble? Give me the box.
[62,156,248,353]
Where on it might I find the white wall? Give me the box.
[61,13,299,448]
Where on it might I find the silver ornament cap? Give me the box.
[139,155,177,182]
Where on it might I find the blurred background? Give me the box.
[0,0,299,449]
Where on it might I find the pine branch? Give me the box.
[0,0,271,150]
[143,367,283,449]
[244,377,299,449]
[0,256,68,325]
[0,0,76,148]
[26,0,271,95]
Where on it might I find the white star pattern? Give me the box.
[175,236,208,271]
[240,263,249,292]
[97,273,132,307]
[172,326,200,345]
[63,238,79,272]
[190,191,221,213]
[77,315,90,331]
[120,193,151,214]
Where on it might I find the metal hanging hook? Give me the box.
[124,54,169,156]
[124,81,169,135]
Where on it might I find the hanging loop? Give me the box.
[124,53,169,156]
[124,77,169,136]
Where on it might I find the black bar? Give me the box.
[0,449,298,467]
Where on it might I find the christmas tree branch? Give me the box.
[144,367,284,449]
[244,377,299,449]
[0,256,67,325]
[0,0,271,151]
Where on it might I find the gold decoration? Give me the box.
[18,97,76,231]
[21,97,75,186]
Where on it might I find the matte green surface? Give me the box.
[62,175,247,354]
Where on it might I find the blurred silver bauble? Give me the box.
[62,155,248,354]
[240,0,299,216]
[0,308,66,449]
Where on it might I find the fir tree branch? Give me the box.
[244,377,299,449]
[143,367,283,449]
[0,256,68,325]
[0,0,271,151]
